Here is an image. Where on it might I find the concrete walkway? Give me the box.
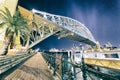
[4,53,55,80]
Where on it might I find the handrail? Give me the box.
[42,52,119,80]
[42,52,78,80]
[0,53,34,75]
[42,52,81,67]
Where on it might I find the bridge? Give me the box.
[18,6,96,49]
[0,0,120,80]
[0,0,97,79]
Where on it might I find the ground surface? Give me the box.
[4,53,55,80]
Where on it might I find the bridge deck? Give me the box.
[4,53,56,80]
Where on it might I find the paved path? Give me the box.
[4,53,55,80]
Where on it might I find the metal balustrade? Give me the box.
[0,53,34,75]
[42,52,81,80]
[42,52,119,80]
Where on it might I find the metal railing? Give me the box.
[0,52,34,75]
[42,52,81,80]
[42,52,119,80]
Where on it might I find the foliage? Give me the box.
[0,7,30,55]
[0,7,30,37]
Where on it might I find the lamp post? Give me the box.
[71,44,76,80]
[81,45,87,80]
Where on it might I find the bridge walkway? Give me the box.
[4,53,57,80]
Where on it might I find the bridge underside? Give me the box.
[56,30,96,45]
[56,30,95,46]
[18,6,96,49]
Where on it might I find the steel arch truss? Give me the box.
[18,6,96,49]
[32,9,96,45]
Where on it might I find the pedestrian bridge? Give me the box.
[18,6,96,49]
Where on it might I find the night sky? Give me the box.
[18,0,120,50]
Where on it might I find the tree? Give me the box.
[0,7,30,55]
